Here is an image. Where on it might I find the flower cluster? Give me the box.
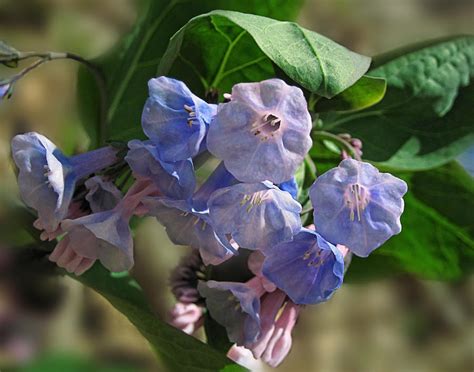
[11,76,407,368]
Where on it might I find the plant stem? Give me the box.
[12,51,108,146]
[313,130,362,161]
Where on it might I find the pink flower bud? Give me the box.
[49,236,95,275]
[168,302,203,335]
[262,301,300,367]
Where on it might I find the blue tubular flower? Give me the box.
[278,177,298,200]
[310,158,408,257]
[262,229,344,305]
[125,140,195,200]
[142,197,236,265]
[11,132,118,233]
[141,77,217,162]
[206,79,312,183]
[61,210,134,272]
[85,176,122,213]
[198,280,262,345]
[208,183,302,250]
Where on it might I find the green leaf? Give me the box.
[323,35,474,170]
[20,353,137,372]
[72,264,246,372]
[77,0,304,147]
[159,10,370,100]
[204,314,233,354]
[347,162,474,282]
[315,76,387,112]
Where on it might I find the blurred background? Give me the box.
[0,0,473,371]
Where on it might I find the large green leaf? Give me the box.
[347,162,474,282]
[159,10,370,102]
[323,35,474,170]
[20,353,137,372]
[73,264,246,372]
[315,76,387,112]
[77,0,304,147]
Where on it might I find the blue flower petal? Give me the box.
[125,140,195,200]
[263,229,344,305]
[62,210,133,272]
[208,183,302,250]
[141,77,216,162]
[278,177,298,200]
[11,132,75,232]
[206,79,312,183]
[143,197,235,265]
[310,159,408,257]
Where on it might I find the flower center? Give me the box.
[251,113,281,139]
[344,183,370,222]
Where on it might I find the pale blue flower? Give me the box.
[208,182,302,250]
[310,159,408,257]
[11,132,117,232]
[262,229,344,305]
[206,79,312,183]
[61,210,133,272]
[141,77,217,162]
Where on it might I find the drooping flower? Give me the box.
[206,79,312,183]
[84,176,122,213]
[125,140,195,200]
[262,228,345,305]
[208,182,302,250]
[142,162,238,265]
[141,77,217,162]
[50,180,158,274]
[198,278,264,345]
[142,197,235,266]
[309,158,408,257]
[60,209,134,272]
[11,132,118,233]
